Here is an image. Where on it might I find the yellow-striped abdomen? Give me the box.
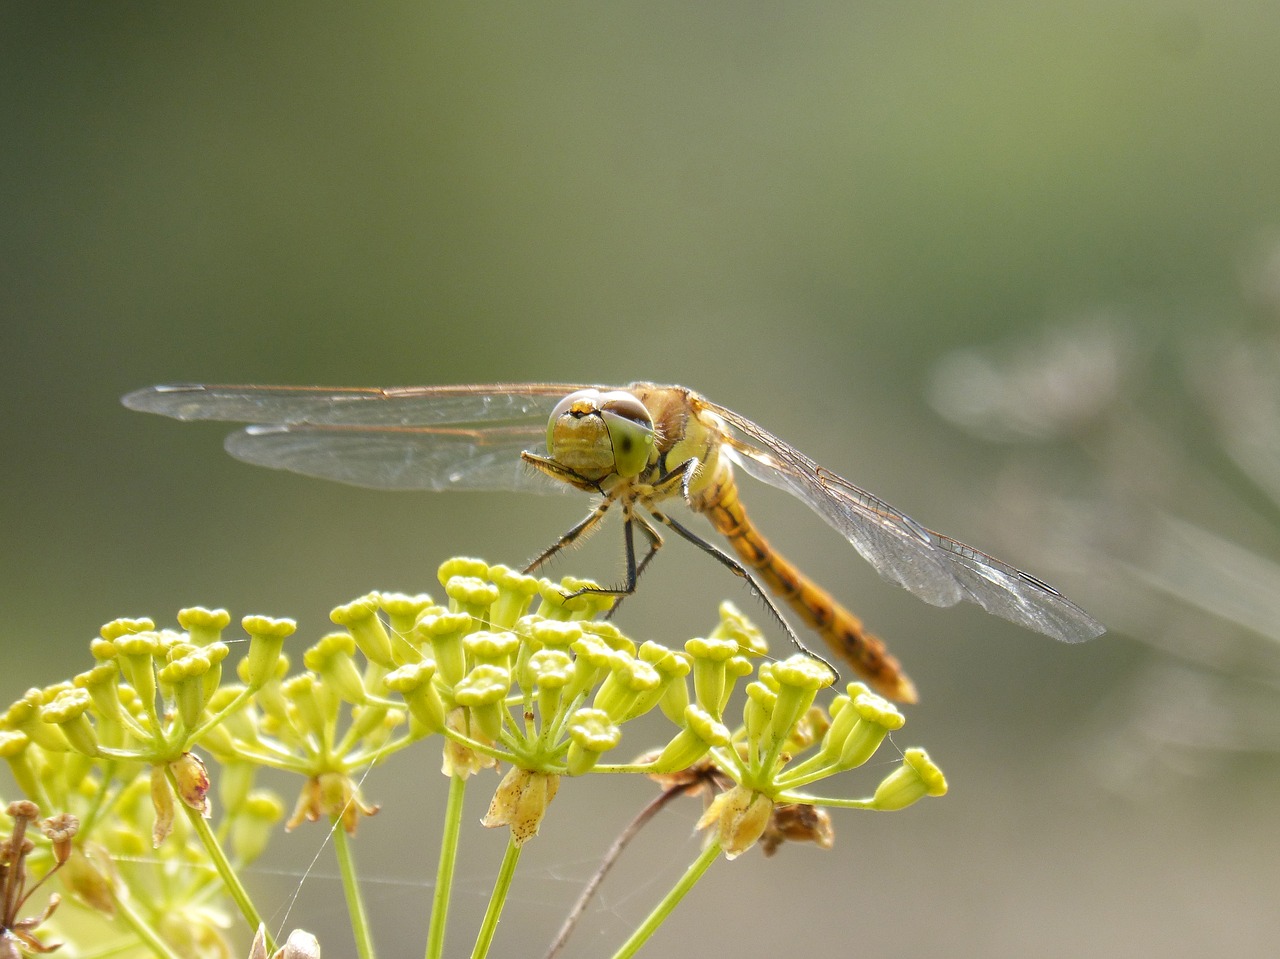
[695,470,919,703]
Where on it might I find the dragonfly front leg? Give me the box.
[524,499,614,574]
[646,456,701,503]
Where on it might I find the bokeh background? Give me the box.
[5,3,1280,957]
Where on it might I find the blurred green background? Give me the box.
[5,3,1280,957]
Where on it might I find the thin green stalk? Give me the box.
[425,772,468,959]
[469,836,523,959]
[171,768,271,953]
[608,839,722,959]
[333,820,376,959]
[110,886,185,959]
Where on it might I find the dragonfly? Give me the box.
[122,381,1104,702]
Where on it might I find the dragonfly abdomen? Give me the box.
[696,474,919,704]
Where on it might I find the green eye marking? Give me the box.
[602,410,655,478]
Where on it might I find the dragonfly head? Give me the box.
[546,389,657,481]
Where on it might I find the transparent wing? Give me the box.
[699,397,1104,643]
[122,383,594,492]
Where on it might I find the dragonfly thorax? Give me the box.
[545,389,657,483]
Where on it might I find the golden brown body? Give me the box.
[693,468,917,702]
[534,383,918,701]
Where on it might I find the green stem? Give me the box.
[186,684,256,743]
[774,790,875,809]
[171,768,271,953]
[469,836,523,959]
[608,839,722,959]
[110,887,185,959]
[425,773,467,959]
[333,821,377,959]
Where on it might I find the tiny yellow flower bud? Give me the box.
[766,655,833,752]
[465,629,520,669]
[487,565,541,628]
[158,648,219,729]
[528,648,573,687]
[0,730,42,802]
[592,654,660,723]
[523,648,570,722]
[414,610,471,686]
[838,691,905,770]
[379,591,435,642]
[872,748,947,811]
[331,594,394,668]
[579,620,633,655]
[564,635,612,702]
[638,642,692,723]
[709,601,769,657]
[686,636,739,718]
[115,631,161,709]
[743,681,776,746]
[523,617,583,658]
[384,662,446,735]
[444,575,499,623]
[40,688,99,757]
[100,616,155,641]
[565,708,621,775]
[304,633,367,705]
[281,673,330,742]
[649,704,732,773]
[242,614,296,689]
[177,606,231,647]
[74,661,122,723]
[453,665,511,743]
[437,556,491,585]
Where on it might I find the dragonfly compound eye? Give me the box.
[597,392,655,479]
[546,389,606,455]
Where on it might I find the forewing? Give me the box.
[122,383,584,425]
[701,398,1104,642]
[123,383,593,493]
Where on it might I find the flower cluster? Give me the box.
[0,556,946,959]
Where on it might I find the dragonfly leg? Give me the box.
[647,456,700,501]
[524,499,614,573]
[630,510,665,582]
[559,507,663,601]
[521,451,604,493]
[591,510,667,619]
[651,509,840,679]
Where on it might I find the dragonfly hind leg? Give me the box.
[650,509,840,679]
